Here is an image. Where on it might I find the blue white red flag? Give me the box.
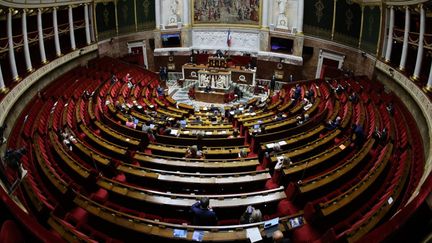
[227,29,232,47]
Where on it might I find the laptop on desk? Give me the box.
[263,217,279,238]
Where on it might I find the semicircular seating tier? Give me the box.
[3,57,424,243]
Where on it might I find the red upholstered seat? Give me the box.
[0,220,25,243]
[65,207,88,225]
[217,219,239,226]
[277,199,295,216]
[265,179,279,190]
[164,218,189,225]
[90,188,108,203]
[114,173,126,182]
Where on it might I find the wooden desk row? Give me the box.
[298,138,375,194]
[148,143,249,159]
[155,134,244,147]
[33,133,70,195]
[345,148,410,243]
[73,193,301,242]
[260,125,325,153]
[318,143,394,217]
[270,129,342,164]
[117,162,271,186]
[48,131,92,180]
[79,124,128,158]
[282,138,352,176]
[133,152,260,173]
[94,120,140,148]
[97,177,286,209]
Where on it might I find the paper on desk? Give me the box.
[266,143,275,149]
[192,230,204,242]
[278,141,287,146]
[246,227,262,243]
[170,129,178,135]
[173,229,187,238]
[205,131,212,135]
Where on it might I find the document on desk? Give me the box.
[173,229,187,238]
[192,230,204,241]
[266,143,275,149]
[279,140,287,146]
[246,227,262,243]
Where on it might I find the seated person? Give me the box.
[125,118,136,129]
[204,85,212,93]
[238,148,248,158]
[335,83,344,93]
[178,119,187,129]
[306,88,315,100]
[141,122,152,133]
[352,124,365,148]
[275,156,292,170]
[156,85,164,97]
[349,91,359,103]
[326,116,341,130]
[386,102,394,115]
[190,197,217,226]
[296,113,309,126]
[273,230,291,243]
[372,127,387,148]
[229,129,240,138]
[293,84,302,100]
[185,145,202,158]
[124,73,132,82]
[240,206,263,224]
[302,98,313,111]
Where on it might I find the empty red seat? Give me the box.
[65,207,88,225]
[0,220,25,243]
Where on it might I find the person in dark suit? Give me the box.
[352,124,365,148]
[270,74,276,91]
[190,197,217,226]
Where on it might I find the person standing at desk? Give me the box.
[190,197,217,226]
[270,74,276,92]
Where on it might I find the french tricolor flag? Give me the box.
[227,29,232,47]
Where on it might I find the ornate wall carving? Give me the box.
[192,30,260,52]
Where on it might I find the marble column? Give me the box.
[425,61,432,91]
[381,7,389,59]
[89,4,96,42]
[261,0,269,28]
[384,6,394,62]
[358,5,365,48]
[155,0,161,29]
[0,64,7,93]
[22,9,33,72]
[8,9,19,81]
[399,6,410,71]
[182,0,190,26]
[412,5,425,80]
[37,8,47,63]
[84,4,91,45]
[69,6,76,50]
[297,0,304,33]
[53,7,62,56]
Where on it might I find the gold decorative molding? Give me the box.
[0,87,9,94]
